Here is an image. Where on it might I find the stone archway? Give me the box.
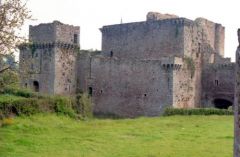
[213,98,233,109]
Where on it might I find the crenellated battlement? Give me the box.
[162,63,182,70]
[19,42,80,51]
[207,63,235,70]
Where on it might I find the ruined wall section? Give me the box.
[214,24,225,56]
[55,23,80,44]
[195,18,225,57]
[202,63,235,107]
[183,18,225,108]
[172,57,201,108]
[182,18,223,59]
[76,53,91,93]
[234,29,240,157]
[101,19,185,60]
[181,22,205,107]
[90,57,175,117]
[53,23,80,95]
[54,47,77,95]
[146,12,179,21]
[29,22,56,43]
[19,44,55,94]
[20,21,80,95]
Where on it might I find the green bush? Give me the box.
[0,87,94,119]
[53,96,76,118]
[93,112,123,119]
[0,70,19,90]
[1,86,41,98]
[0,94,77,118]
[163,108,233,116]
[76,93,92,119]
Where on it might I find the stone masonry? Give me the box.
[19,21,80,95]
[19,12,234,117]
[235,29,240,157]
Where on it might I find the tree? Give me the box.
[0,0,31,73]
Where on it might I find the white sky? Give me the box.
[23,0,240,61]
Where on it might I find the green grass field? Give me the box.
[0,115,233,157]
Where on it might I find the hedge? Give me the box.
[163,108,233,116]
[0,94,76,119]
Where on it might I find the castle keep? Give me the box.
[19,12,235,117]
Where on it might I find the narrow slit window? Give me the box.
[74,34,78,44]
[215,80,219,86]
[88,87,93,96]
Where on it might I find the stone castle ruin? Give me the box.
[19,12,235,117]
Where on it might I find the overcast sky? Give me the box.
[23,0,240,61]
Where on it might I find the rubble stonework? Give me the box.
[146,12,179,21]
[19,21,79,95]
[234,29,240,157]
[19,12,235,117]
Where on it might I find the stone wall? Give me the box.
[19,44,55,94]
[195,18,225,56]
[76,53,91,93]
[29,23,56,43]
[29,21,80,44]
[234,29,240,157]
[19,21,80,95]
[172,56,201,108]
[146,12,179,21]
[101,19,186,60]
[54,47,77,95]
[55,22,80,44]
[101,16,224,60]
[90,57,174,117]
[202,63,235,108]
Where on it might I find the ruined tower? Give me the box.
[19,21,80,95]
[234,29,240,157]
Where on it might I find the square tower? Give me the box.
[19,21,80,95]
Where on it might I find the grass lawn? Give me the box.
[0,114,233,157]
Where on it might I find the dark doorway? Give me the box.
[213,98,232,109]
[33,81,39,92]
[88,87,93,96]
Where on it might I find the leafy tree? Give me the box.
[0,0,31,73]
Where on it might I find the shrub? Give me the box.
[163,108,233,116]
[0,70,19,90]
[53,96,76,118]
[76,93,92,119]
[228,106,233,112]
[0,94,77,118]
[2,86,38,98]
[94,112,123,119]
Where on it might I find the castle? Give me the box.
[19,12,235,117]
